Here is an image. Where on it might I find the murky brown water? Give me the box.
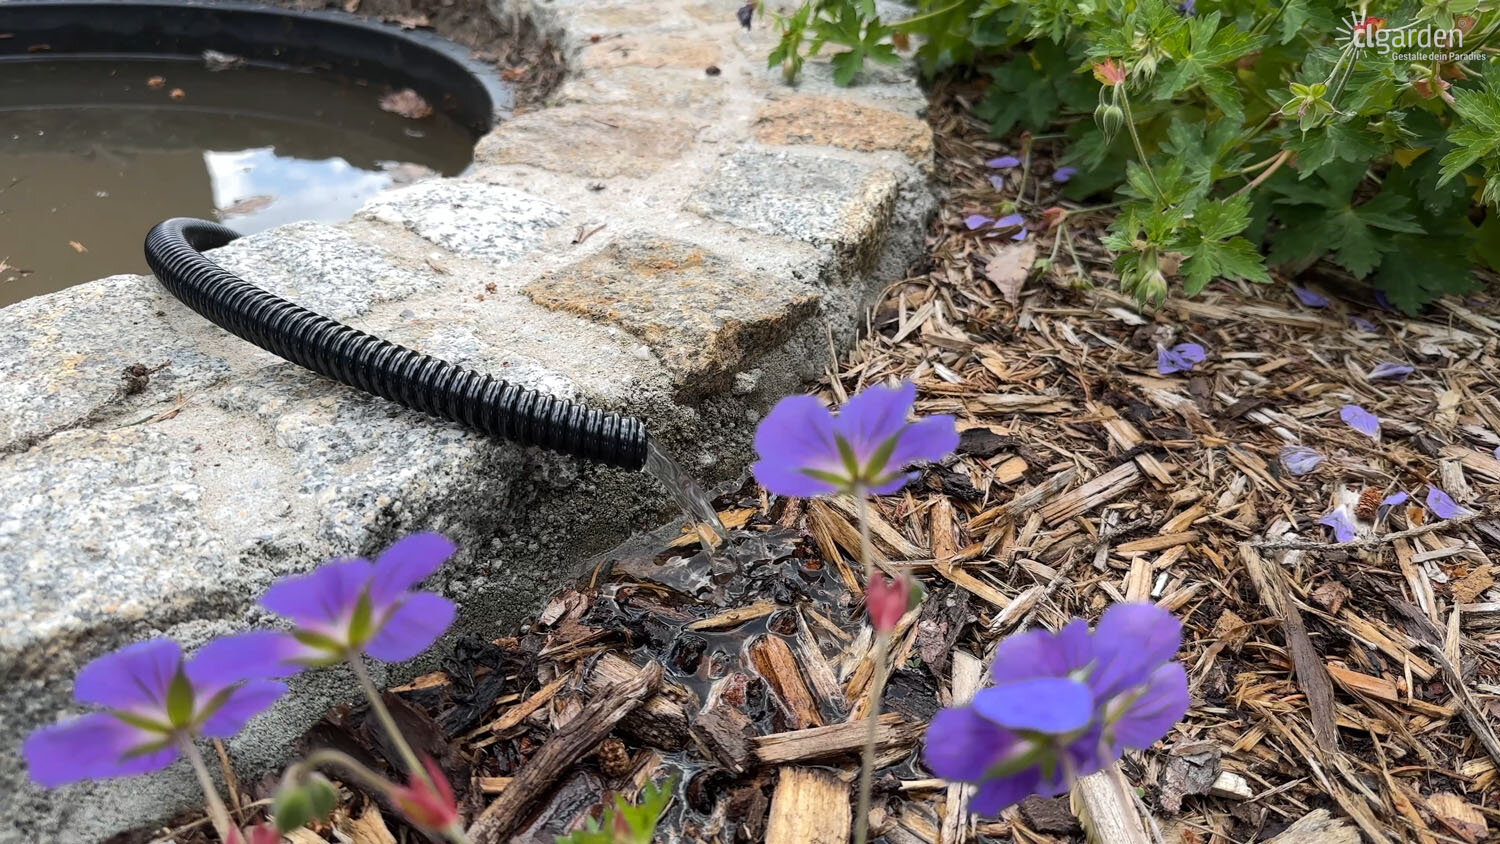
[0,58,476,307]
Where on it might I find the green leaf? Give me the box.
[1155,12,1261,122]
[1376,234,1478,313]
[555,777,676,844]
[1287,121,1386,175]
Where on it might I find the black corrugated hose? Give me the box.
[144,217,650,470]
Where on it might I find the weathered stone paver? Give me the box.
[524,238,821,392]
[0,0,936,839]
[754,95,935,164]
[474,106,705,177]
[358,180,568,261]
[687,148,901,263]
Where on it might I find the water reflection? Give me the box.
[203,147,396,233]
[0,58,474,307]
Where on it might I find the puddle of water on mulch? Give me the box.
[0,58,474,307]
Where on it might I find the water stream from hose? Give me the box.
[644,440,729,550]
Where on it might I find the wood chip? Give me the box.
[766,767,851,844]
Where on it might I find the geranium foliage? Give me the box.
[770,0,1500,311]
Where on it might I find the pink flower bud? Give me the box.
[390,756,460,833]
[867,573,915,633]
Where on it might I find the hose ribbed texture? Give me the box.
[144,217,649,469]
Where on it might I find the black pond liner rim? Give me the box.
[0,0,512,134]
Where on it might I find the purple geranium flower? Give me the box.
[1292,286,1330,307]
[751,381,958,497]
[1368,362,1414,381]
[1179,0,1196,15]
[1319,506,1357,542]
[24,637,290,786]
[1012,227,1030,241]
[257,533,458,666]
[964,214,993,230]
[1278,445,1325,476]
[924,603,1187,815]
[1157,343,1206,375]
[1425,487,1470,520]
[965,213,1025,233]
[1053,167,1079,183]
[987,155,1021,169]
[1349,316,1378,333]
[1340,404,1380,439]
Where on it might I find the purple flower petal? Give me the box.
[371,533,456,606]
[1088,603,1182,700]
[24,713,176,787]
[963,214,994,231]
[1319,507,1357,542]
[1157,343,1206,375]
[1425,487,1468,520]
[865,470,918,496]
[988,174,1005,191]
[260,559,374,629]
[972,677,1094,734]
[186,633,308,694]
[1109,662,1188,750]
[1368,362,1414,381]
[986,155,1021,169]
[751,394,840,497]
[1349,316,1378,332]
[1292,286,1331,307]
[1340,404,1381,439]
[1278,445,1325,476]
[994,213,1025,229]
[1382,491,1409,507]
[1374,289,1395,311]
[1011,227,1030,241]
[990,620,1091,683]
[199,680,287,737]
[970,769,1044,815]
[1494,444,1500,461]
[923,705,1017,782]
[883,415,960,476]
[833,382,917,461]
[74,639,182,710]
[365,592,456,662]
[1053,167,1079,183]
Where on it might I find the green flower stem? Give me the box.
[889,0,969,32]
[348,656,436,793]
[289,748,399,799]
[854,629,891,844]
[852,490,887,844]
[1116,88,1162,199]
[179,737,236,843]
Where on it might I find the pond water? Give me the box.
[0,58,475,308]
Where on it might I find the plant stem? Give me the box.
[854,630,891,844]
[890,0,968,31]
[180,737,236,843]
[1232,149,1290,197]
[292,748,401,797]
[1117,89,1163,198]
[855,490,875,584]
[851,490,886,844]
[348,657,434,792]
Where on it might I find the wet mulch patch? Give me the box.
[131,84,1500,843]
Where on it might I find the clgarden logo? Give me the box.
[1336,14,1479,62]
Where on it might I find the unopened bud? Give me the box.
[272,772,338,832]
[1094,103,1125,141]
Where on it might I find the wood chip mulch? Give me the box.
[132,83,1500,844]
